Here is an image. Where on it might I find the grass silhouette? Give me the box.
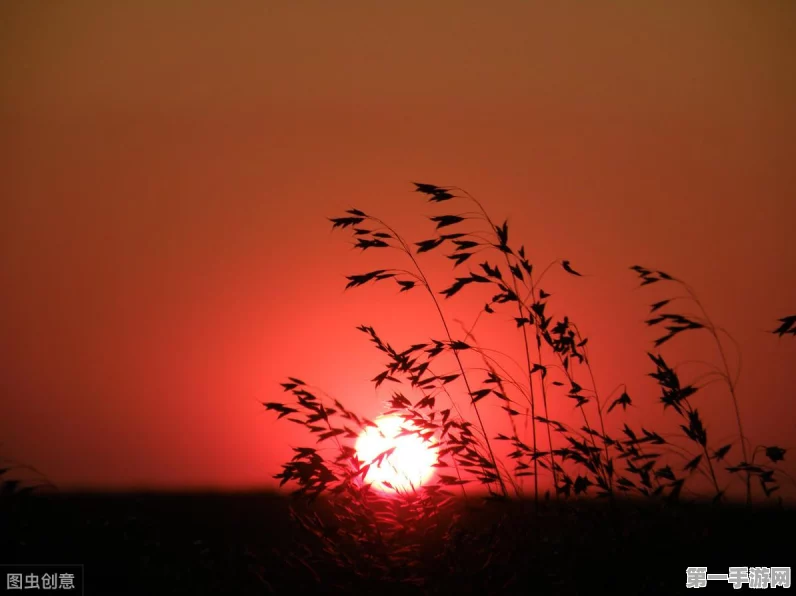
[264,181,793,589]
[0,455,57,497]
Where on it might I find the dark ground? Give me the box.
[1,491,792,595]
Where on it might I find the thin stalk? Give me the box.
[454,187,549,504]
[575,327,614,494]
[680,282,751,505]
[373,216,508,498]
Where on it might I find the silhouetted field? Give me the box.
[1,491,792,594]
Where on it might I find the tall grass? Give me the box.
[0,456,57,497]
[265,182,792,587]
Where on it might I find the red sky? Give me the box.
[1,1,794,500]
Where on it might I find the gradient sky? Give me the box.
[1,1,794,499]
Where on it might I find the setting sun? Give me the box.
[354,415,438,493]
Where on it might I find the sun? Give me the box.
[354,414,438,494]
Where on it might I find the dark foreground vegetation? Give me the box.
[1,490,793,595]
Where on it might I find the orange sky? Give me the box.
[1,1,794,499]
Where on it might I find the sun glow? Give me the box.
[354,415,438,493]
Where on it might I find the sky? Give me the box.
[1,1,794,500]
